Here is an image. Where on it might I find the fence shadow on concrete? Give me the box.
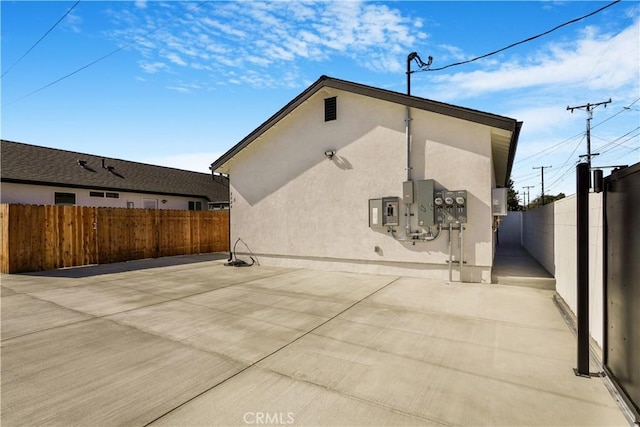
[16,253,229,279]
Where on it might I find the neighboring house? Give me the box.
[1,140,229,211]
[211,75,522,282]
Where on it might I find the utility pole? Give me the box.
[522,185,534,210]
[533,166,552,206]
[567,99,612,182]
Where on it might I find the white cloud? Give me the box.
[139,61,168,74]
[165,52,187,66]
[134,1,147,10]
[106,1,429,88]
[425,18,639,101]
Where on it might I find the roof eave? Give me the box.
[210,75,521,173]
[503,121,523,187]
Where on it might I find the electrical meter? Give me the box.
[434,190,468,224]
[433,191,445,224]
[454,191,467,223]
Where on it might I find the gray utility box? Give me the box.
[416,179,435,227]
[433,190,468,224]
[402,181,414,204]
[369,197,400,229]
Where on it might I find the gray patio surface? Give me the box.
[0,254,629,426]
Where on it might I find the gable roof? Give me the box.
[210,75,522,187]
[1,140,228,202]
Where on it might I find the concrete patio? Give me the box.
[0,254,630,426]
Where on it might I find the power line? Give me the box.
[515,133,583,165]
[598,129,640,155]
[8,0,210,104]
[1,1,81,79]
[422,0,621,72]
[594,126,640,153]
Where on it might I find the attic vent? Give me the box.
[324,97,337,122]
[77,159,96,172]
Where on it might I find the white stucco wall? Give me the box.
[0,182,208,210]
[522,194,604,350]
[227,88,499,282]
[498,211,522,246]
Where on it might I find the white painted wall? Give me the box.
[0,182,208,210]
[522,194,604,350]
[227,88,501,282]
[497,211,522,246]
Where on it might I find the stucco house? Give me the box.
[210,76,521,282]
[1,140,229,211]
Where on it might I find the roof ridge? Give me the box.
[1,139,211,176]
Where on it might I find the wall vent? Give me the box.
[324,97,337,122]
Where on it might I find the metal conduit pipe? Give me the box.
[448,223,453,282]
[390,224,442,243]
[405,105,412,238]
[459,225,464,283]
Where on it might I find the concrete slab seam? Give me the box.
[286,328,613,409]
[178,298,328,334]
[326,314,571,363]
[141,275,402,427]
[259,365,452,427]
[1,293,99,343]
[358,298,568,333]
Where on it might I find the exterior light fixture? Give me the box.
[324,150,336,160]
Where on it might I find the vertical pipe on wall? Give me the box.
[405,106,411,182]
[448,223,453,282]
[460,225,464,282]
[405,105,412,238]
[575,162,590,377]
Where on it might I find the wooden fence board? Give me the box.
[0,204,229,273]
[0,204,9,273]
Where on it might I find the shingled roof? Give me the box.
[1,140,228,203]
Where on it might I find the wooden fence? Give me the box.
[0,204,229,273]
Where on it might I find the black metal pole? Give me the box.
[407,52,415,96]
[575,162,590,377]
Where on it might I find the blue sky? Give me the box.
[2,1,639,201]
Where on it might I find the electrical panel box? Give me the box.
[369,197,400,229]
[382,197,400,226]
[416,179,435,227]
[492,188,508,216]
[402,181,414,204]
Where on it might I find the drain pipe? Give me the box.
[405,53,413,239]
[448,223,453,282]
[405,105,412,238]
[459,225,464,282]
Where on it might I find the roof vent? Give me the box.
[77,159,96,172]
